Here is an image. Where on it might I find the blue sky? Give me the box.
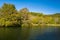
[0,0,60,14]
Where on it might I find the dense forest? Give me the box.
[0,3,60,27]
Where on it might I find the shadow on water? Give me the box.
[0,26,60,40]
[0,27,21,40]
[20,26,31,40]
[0,26,31,40]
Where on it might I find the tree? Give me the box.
[30,12,43,16]
[1,3,17,15]
[19,8,29,27]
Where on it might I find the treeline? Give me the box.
[0,3,60,27]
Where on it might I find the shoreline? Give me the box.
[32,24,60,26]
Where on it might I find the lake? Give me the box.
[0,26,60,40]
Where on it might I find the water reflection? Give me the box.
[0,26,60,40]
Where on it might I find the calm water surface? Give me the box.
[0,26,60,40]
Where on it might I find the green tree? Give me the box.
[1,3,17,15]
